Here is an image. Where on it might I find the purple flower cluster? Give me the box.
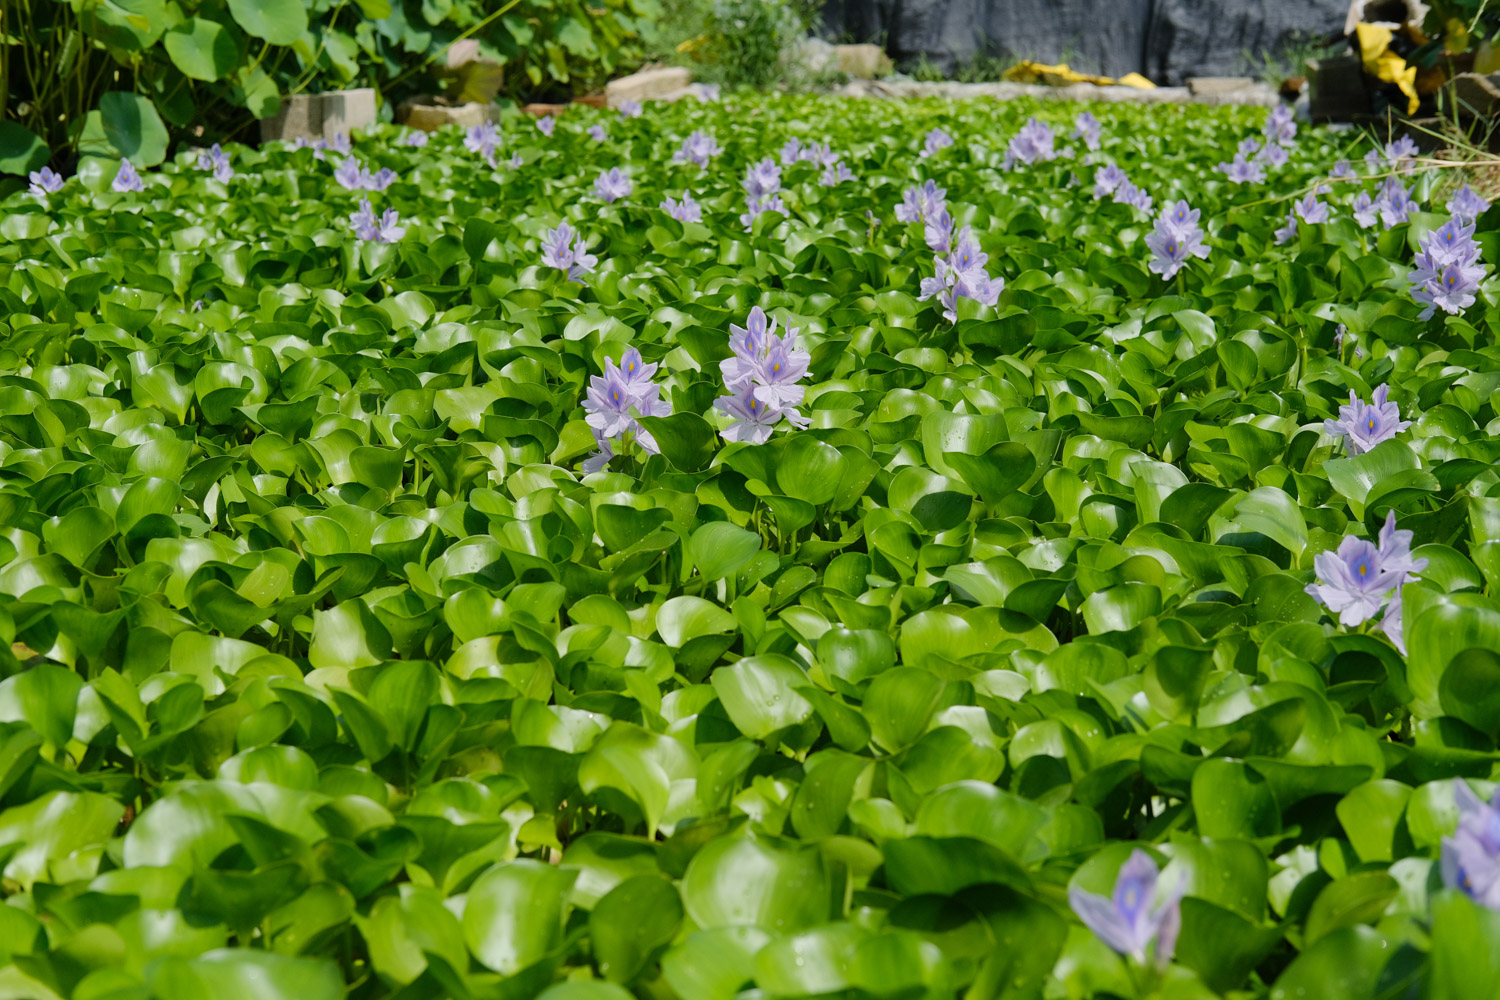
[920,127,953,158]
[697,84,721,102]
[294,132,351,159]
[198,143,233,183]
[1443,782,1500,910]
[1409,217,1488,319]
[1306,511,1426,652]
[820,161,854,186]
[919,223,1003,323]
[1448,183,1490,223]
[594,167,632,203]
[1092,164,1127,199]
[617,100,643,119]
[587,124,608,143]
[740,158,785,227]
[661,192,702,223]
[1145,200,1209,278]
[540,222,598,281]
[1386,133,1419,170]
[402,130,429,147]
[896,179,946,224]
[335,156,397,192]
[1264,104,1297,147]
[674,130,721,167]
[112,159,145,193]
[1069,850,1182,971]
[349,198,406,243]
[582,347,671,472]
[1275,193,1329,245]
[28,167,63,197]
[1073,110,1101,151]
[1218,147,1267,184]
[1325,384,1410,455]
[713,307,811,443]
[1114,179,1153,213]
[1377,176,1419,227]
[537,116,556,137]
[464,122,500,163]
[1005,117,1058,167]
[781,137,839,168]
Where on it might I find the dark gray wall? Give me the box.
[819,0,1348,85]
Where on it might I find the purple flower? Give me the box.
[198,143,232,182]
[1113,180,1153,213]
[1274,213,1299,245]
[1306,511,1427,631]
[1160,199,1202,234]
[923,207,954,252]
[661,192,702,223]
[587,124,607,143]
[1377,176,1418,227]
[1008,117,1058,165]
[1324,384,1411,455]
[718,306,812,419]
[1333,324,1350,354]
[537,116,556,137]
[507,152,524,170]
[1448,184,1490,223]
[369,167,397,191]
[540,222,598,281]
[697,83,721,102]
[334,156,364,190]
[743,158,782,199]
[820,160,854,186]
[1352,191,1379,228]
[1218,154,1266,185]
[674,130,721,167]
[1238,137,1261,157]
[920,127,953,158]
[1264,104,1297,147]
[28,166,63,197]
[112,159,144,193]
[594,167,632,204]
[920,224,1004,322]
[1442,781,1500,909]
[1330,159,1354,180]
[617,99,643,119]
[582,351,671,470]
[1258,142,1290,168]
[349,197,406,243]
[403,130,430,147]
[1068,850,1183,970]
[781,137,806,166]
[896,179,946,222]
[327,131,352,154]
[1294,193,1328,224]
[1386,134,1419,168]
[1073,111,1101,151]
[1146,210,1210,277]
[1409,217,1487,318]
[714,384,786,444]
[464,122,500,160]
[740,194,785,228]
[1364,148,1382,170]
[1093,164,1127,199]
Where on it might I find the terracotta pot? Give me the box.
[572,92,608,109]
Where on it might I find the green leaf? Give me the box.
[99,91,170,166]
[0,123,48,174]
[165,18,241,81]
[589,875,682,982]
[227,0,308,44]
[464,860,578,974]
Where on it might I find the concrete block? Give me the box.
[259,93,321,144]
[606,66,693,106]
[400,99,500,131]
[1188,76,1257,95]
[836,43,893,79]
[320,88,377,139]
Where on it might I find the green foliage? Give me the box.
[0,91,1498,998]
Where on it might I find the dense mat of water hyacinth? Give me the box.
[5,92,1500,1000]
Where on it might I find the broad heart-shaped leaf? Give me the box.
[944,442,1035,504]
[164,18,241,81]
[655,596,736,647]
[227,0,308,44]
[0,790,124,888]
[99,91,169,166]
[1219,487,1307,562]
[637,413,716,472]
[687,521,762,581]
[680,833,831,933]
[1303,871,1400,944]
[149,950,343,1000]
[1172,898,1283,995]
[776,434,844,505]
[1427,889,1500,1000]
[1439,647,1500,738]
[709,654,815,741]
[1267,925,1394,1000]
[0,122,48,174]
[1323,438,1419,511]
[463,860,578,975]
[589,875,683,983]
[754,923,868,997]
[0,663,82,750]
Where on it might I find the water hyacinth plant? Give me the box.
[714,306,810,442]
[1069,850,1183,970]
[348,198,405,243]
[593,167,633,203]
[540,221,598,280]
[111,158,144,192]
[1145,199,1210,278]
[1409,217,1488,318]
[582,347,671,471]
[1324,384,1411,454]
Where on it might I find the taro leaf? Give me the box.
[165,18,240,81]
[464,860,578,975]
[99,91,169,166]
[227,0,308,44]
[0,122,48,174]
[589,875,683,983]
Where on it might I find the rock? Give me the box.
[1188,76,1257,95]
[605,66,692,106]
[788,37,840,79]
[1145,0,1348,86]
[836,43,892,79]
[259,89,377,144]
[398,98,500,132]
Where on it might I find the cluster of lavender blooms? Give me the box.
[587,124,608,143]
[895,179,946,225]
[540,222,598,281]
[1351,175,1419,229]
[1274,192,1329,245]
[28,167,63,198]
[112,159,145,193]
[780,136,854,186]
[1091,164,1154,211]
[1449,183,1491,222]
[617,100,643,119]
[1069,850,1182,973]
[464,122,501,164]
[197,143,233,183]
[1385,133,1419,170]
[674,130,721,167]
[918,220,1003,322]
[919,127,953,158]
[1408,217,1488,319]
[292,132,351,159]
[1217,141,1267,185]
[1325,384,1409,455]
[1264,104,1297,147]
[1144,200,1210,278]
[661,193,702,223]
[348,198,406,244]
[594,167,632,204]
[335,157,397,192]
[696,84,721,102]
[740,158,784,228]
[1073,111,1101,152]
[1306,511,1426,654]
[537,116,556,138]
[713,307,811,443]
[402,129,429,147]
[1443,781,1500,909]
[582,347,670,472]
[1005,117,1058,168]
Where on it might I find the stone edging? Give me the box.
[836,78,1281,107]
